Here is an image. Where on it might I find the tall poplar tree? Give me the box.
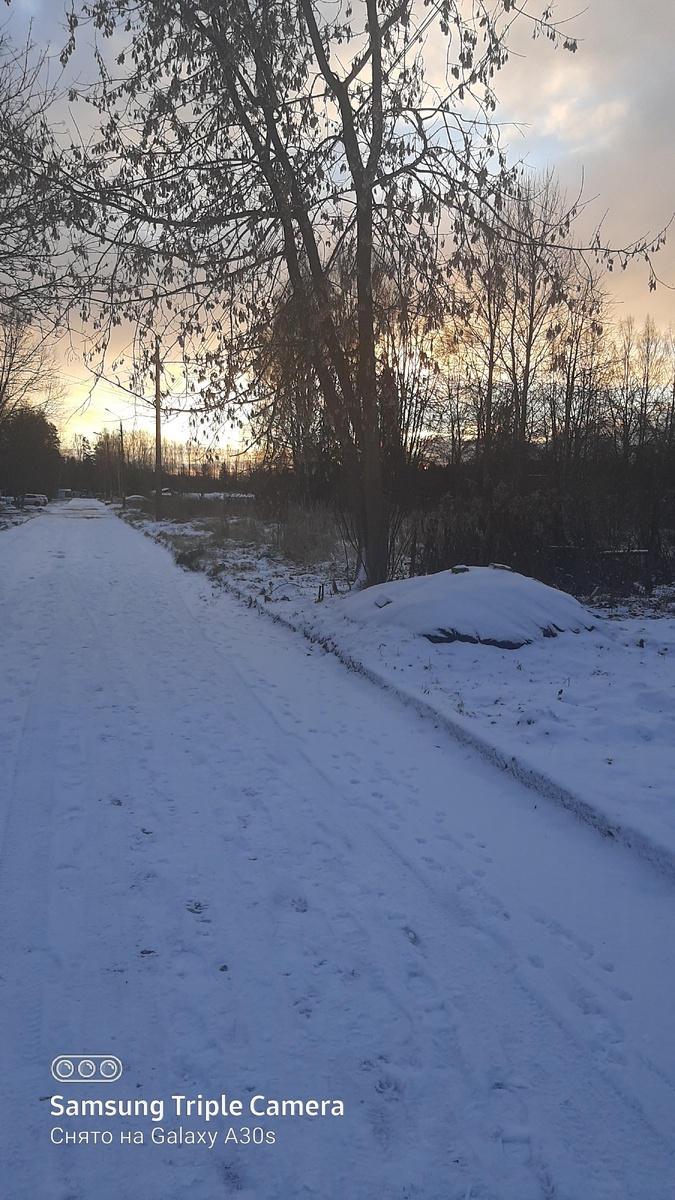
[64,0,578,583]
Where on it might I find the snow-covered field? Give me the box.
[1,500,675,1199]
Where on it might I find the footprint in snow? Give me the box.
[374,1075,403,1101]
[489,1081,532,1165]
[422,855,443,872]
[361,1054,390,1073]
[186,901,208,914]
[220,1163,243,1190]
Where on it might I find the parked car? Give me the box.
[22,493,48,507]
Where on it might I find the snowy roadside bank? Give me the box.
[120,508,675,880]
[0,503,40,530]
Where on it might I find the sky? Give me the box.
[4,0,675,442]
[496,0,675,310]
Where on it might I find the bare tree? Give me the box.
[0,316,63,432]
[0,33,73,319]
[607,317,662,467]
[62,0,582,583]
[0,32,75,446]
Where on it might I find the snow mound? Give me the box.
[341,566,593,649]
[55,499,110,520]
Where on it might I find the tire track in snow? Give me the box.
[30,523,561,1197]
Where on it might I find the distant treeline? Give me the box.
[4,301,675,597]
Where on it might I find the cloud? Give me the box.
[538,90,627,156]
[490,0,675,322]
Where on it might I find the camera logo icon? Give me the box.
[51,1055,123,1083]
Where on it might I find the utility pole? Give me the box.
[154,335,162,521]
[119,420,125,506]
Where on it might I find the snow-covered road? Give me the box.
[1,503,674,1200]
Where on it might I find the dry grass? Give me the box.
[121,494,351,581]
[272,503,341,566]
[218,515,270,546]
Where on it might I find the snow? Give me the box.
[341,565,593,647]
[323,582,675,879]
[0,499,39,530]
[66,497,100,507]
[130,509,674,877]
[177,534,675,868]
[1,503,675,1199]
